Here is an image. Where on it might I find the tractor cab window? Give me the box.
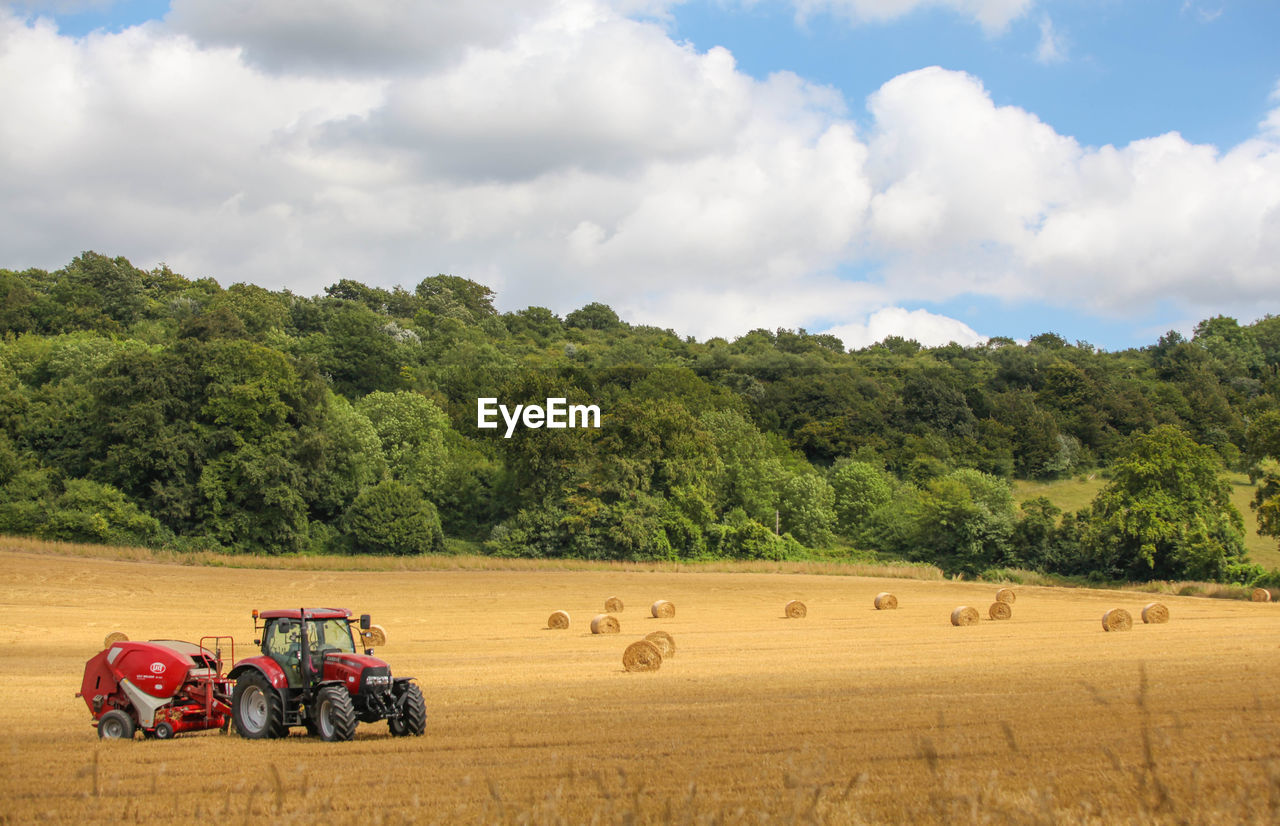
[264,619,301,658]
[307,618,356,654]
[263,619,303,686]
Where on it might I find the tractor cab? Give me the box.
[260,614,358,688]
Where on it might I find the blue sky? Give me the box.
[675,1,1280,150]
[3,0,1279,350]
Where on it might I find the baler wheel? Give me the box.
[153,722,175,740]
[312,685,357,742]
[231,673,286,739]
[97,709,136,740]
[388,683,426,737]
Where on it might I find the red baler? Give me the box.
[78,637,235,739]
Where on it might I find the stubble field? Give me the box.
[1,548,1278,825]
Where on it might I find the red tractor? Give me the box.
[227,608,426,741]
[78,608,426,742]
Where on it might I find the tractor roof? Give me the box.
[258,608,352,620]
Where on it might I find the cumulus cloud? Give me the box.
[1,2,1278,348]
[864,67,1280,314]
[824,307,986,350]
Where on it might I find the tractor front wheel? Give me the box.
[231,672,286,739]
[312,685,357,742]
[388,682,426,737]
[97,709,136,740]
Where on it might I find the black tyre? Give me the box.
[312,685,357,742]
[232,672,287,739]
[153,722,175,740]
[97,709,136,740]
[388,682,426,737]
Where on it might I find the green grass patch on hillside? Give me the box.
[1013,472,1280,570]
[1011,474,1105,514]
[1226,473,1280,569]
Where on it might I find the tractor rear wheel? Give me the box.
[388,682,426,737]
[312,685,357,742]
[97,709,136,740]
[232,672,286,739]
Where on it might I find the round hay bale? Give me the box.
[622,640,662,672]
[650,600,675,619]
[1141,602,1169,624]
[874,592,898,610]
[591,614,620,635]
[103,631,128,647]
[988,601,1012,621]
[995,588,1016,605]
[358,624,388,647]
[950,606,979,626]
[785,600,807,619]
[1101,608,1133,632]
[1251,588,1273,603]
[547,610,570,630]
[604,596,624,613]
[644,630,675,658]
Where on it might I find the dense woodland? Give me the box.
[2,252,1279,584]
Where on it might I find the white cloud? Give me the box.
[789,0,1034,31]
[862,67,1280,315]
[1,3,1278,350]
[823,306,986,350]
[1035,14,1066,64]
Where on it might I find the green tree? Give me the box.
[778,472,836,547]
[1245,410,1280,474]
[1082,425,1245,580]
[299,393,387,521]
[1250,459,1280,548]
[342,480,444,555]
[45,479,164,546]
[565,302,624,331]
[914,469,1016,575]
[415,274,496,323]
[701,409,787,525]
[354,391,450,498]
[829,460,892,539]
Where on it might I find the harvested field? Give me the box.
[2,547,1279,824]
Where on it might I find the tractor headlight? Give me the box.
[360,667,392,694]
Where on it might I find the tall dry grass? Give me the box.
[0,534,944,579]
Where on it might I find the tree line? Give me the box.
[2,252,1278,584]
